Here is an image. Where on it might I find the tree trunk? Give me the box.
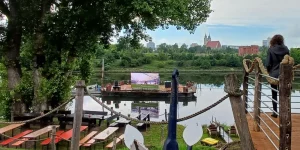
[32,1,53,112]
[5,18,25,115]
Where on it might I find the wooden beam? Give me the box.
[225,74,255,150]
[279,64,293,150]
[243,61,250,113]
[253,64,262,132]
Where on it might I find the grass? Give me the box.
[0,121,223,150]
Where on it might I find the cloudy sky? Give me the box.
[117,0,300,48]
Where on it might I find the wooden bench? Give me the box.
[207,124,218,137]
[11,138,29,147]
[40,130,64,145]
[109,122,119,127]
[79,131,98,146]
[228,126,237,135]
[105,134,124,149]
[55,126,88,144]
[0,130,32,146]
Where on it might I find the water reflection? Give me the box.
[67,83,300,127]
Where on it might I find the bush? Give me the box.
[156,62,165,68]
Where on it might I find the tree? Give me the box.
[1,0,213,114]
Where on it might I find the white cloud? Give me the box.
[207,0,300,27]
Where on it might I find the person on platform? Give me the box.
[266,34,290,118]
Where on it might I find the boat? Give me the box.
[101,80,197,99]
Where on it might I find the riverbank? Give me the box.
[91,66,243,73]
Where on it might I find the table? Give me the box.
[24,125,59,138]
[24,125,59,150]
[93,127,119,140]
[0,123,24,134]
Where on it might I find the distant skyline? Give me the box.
[112,0,300,48]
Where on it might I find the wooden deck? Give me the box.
[246,113,300,150]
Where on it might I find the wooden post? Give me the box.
[70,80,85,150]
[111,107,113,116]
[225,74,255,150]
[51,125,56,150]
[243,61,250,114]
[102,58,104,84]
[165,109,168,121]
[112,137,117,150]
[253,64,262,132]
[279,64,293,150]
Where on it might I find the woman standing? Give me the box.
[266,34,290,118]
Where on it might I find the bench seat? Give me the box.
[11,138,29,146]
[40,130,64,145]
[109,122,119,127]
[0,130,32,146]
[79,131,98,146]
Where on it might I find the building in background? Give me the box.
[238,45,259,56]
[203,33,221,49]
[262,37,271,47]
[190,43,199,47]
[147,40,156,50]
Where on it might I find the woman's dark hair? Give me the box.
[270,34,284,46]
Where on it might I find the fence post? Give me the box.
[163,69,179,150]
[279,64,293,150]
[253,64,262,132]
[243,61,250,114]
[51,125,56,150]
[70,80,85,150]
[225,74,254,150]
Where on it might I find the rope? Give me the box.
[0,97,74,124]
[243,55,296,85]
[87,88,229,124]
[0,132,49,142]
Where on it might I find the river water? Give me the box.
[66,73,300,127]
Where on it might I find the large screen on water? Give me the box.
[130,73,160,85]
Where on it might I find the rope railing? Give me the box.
[243,55,297,150]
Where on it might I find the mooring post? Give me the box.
[51,125,56,150]
[225,74,254,150]
[165,109,168,121]
[279,64,293,150]
[243,61,250,114]
[163,69,179,150]
[253,64,262,132]
[70,80,85,150]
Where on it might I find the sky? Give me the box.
[113,0,300,48]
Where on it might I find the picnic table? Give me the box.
[116,119,131,127]
[14,113,50,128]
[84,127,119,147]
[57,114,105,129]
[23,125,59,150]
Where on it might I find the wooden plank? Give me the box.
[0,123,24,134]
[279,64,293,150]
[70,80,85,150]
[253,64,262,132]
[93,127,119,140]
[24,125,59,138]
[225,74,254,150]
[116,119,130,124]
[79,131,98,146]
[11,138,29,146]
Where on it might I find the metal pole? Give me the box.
[163,69,179,150]
[51,125,56,150]
[70,80,85,150]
